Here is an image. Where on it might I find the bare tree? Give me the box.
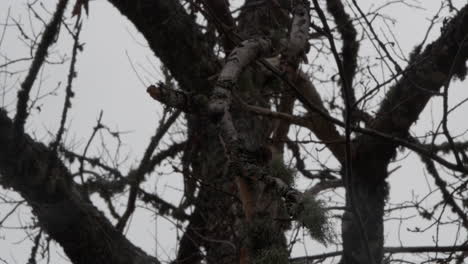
[1,0,468,264]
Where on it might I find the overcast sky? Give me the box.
[0,0,467,263]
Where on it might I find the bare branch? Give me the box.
[416,147,468,229]
[290,244,468,263]
[116,109,181,231]
[49,20,82,155]
[0,110,160,264]
[14,0,69,138]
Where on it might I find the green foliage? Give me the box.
[268,157,295,186]
[295,193,333,245]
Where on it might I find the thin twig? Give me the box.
[14,0,69,139]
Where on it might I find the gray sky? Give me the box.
[0,0,467,263]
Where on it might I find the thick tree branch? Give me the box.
[0,110,159,264]
[326,0,359,112]
[148,73,468,173]
[172,207,204,264]
[202,0,236,52]
[148,73,347,163]
[367,4,468,161]
[269,0,309,157]
[424,141,468,155]
[203,0,234,27]
[208,37,272,148]
[107,0,218,94]
[114,0,466,173]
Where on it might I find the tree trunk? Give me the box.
[342,143,388,264]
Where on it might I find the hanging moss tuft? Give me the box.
[295,192,333,245]
[268,157,296,186]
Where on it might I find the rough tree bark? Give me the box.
[342,4,468,264]
[1,1,468,264]
[0,110,159,264]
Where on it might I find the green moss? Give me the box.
[268,157,295,186]
[296,193,333,245]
